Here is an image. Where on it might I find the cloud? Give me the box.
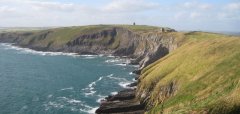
[218,12,240,20]
[0,0,239,32]
[199,4,212,10]
[225,2,240,11]
[28,1,76,11]
[103,0,159,12]
[174,12,201,20]
[174,12,186,20]
[183,2,195,8]
[0,6,16,12]
[190,12,201,19]
[182,2,212,10]
[218,11,240,21]
[0,5,22,18]
[218,2,240,20]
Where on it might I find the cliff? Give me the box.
[1,25,240,114]
[137,32,240,114]
[0,25,179,69]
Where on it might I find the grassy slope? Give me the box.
[3,25,238,113]
[139,32,240,114]
[9,25,162,47]
[0,27,51,33]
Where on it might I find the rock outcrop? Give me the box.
[96,88,145,114]
[1,28,239,114]
[0,25,181,114]
[0,26,178,70]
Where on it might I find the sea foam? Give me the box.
[96,94,107,103]
[60,87,73,91]
[1,43,80,57]
[118,82,132,89]
[82,76,104,96]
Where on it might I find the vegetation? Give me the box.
[0,27,50,33]
[1,25,162,47]
[1,25,239,113]
[138,32,240,114]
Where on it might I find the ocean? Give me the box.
[0,43,137,114]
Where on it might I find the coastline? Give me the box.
[0,26,177,114]
[1,26,240,113]
[0,42,142,114]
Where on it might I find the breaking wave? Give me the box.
[82,76,104,96]
[1,43,80,57]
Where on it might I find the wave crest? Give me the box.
[1,43,80,57]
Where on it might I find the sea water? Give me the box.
[0,43,137,114]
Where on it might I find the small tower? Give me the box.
[133,22,136,26]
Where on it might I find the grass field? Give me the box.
[138,32,240,114]
[1,25,239,113]
[1,25,163,47]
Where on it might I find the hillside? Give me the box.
[0,27,52,33]
[0,25,179,69]
[137,32,240,114]
[0,25,240,114]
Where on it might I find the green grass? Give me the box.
[0,27,50,33]
[1,26,239,113]
[5,25,162,47]
[138,32,240,114]
[115,25,161,32]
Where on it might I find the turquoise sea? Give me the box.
[0,43,137,114]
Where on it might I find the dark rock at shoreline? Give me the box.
[105,89,136,101]
[127,82,138,87]
[96,89,145,114]
[79,51,98,55]
[96,100,144,114]
[111,110,145,114]
[0,26,178,70]
[96,75,144,114]
[0,26,179,114]
[132,69,141,75]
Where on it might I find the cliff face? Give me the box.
[137,32,240,114]
[0,26,180,69]
[63,27,180,69]
[1,26,240,114]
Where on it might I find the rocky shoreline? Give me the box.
[0,26,178,114]
[96,75,145,114]
[1,42,145,113]
[1,26,240,114]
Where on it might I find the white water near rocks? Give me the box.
[0,43,137,114]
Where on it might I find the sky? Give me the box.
[0,0,239,32]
